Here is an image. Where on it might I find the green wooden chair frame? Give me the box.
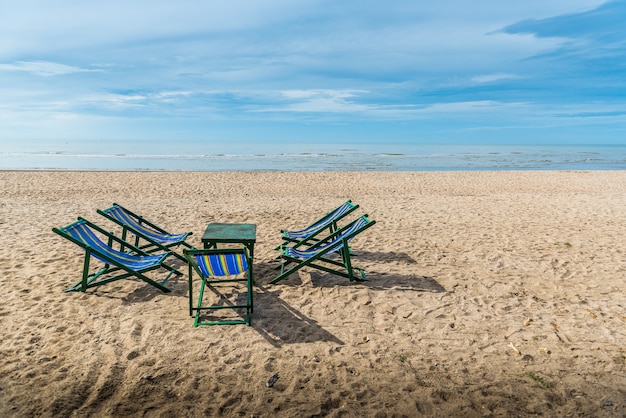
[270,215,376,284]
[97,203,193,263]
[275,200,359,250]
[53,217,182,293]
[184,248,253,326]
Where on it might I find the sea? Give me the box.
[1,140,625,171]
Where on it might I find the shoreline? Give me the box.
[1,168,626,173]
[1,170,624,417]
[2,143,625,172]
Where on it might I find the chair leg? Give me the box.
[79,250,91,291]
[341,246,355,281]
[248,271,254,316]
[192,277,252,326]
[66,250,109,292]
[188,263,194,317]
[193,277,208,327]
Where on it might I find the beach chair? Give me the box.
[184,248,253,326]
[53,218,182,293]
[276,200,359,250]
[97,203,192,263]
[270,215,376,284]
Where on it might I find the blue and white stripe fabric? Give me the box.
[104,205,187,244]
[284,216,369,260]
[64,221,165,270]
[283,201,355,239]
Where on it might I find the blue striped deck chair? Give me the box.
[270,215,376,284]
[184,248,253,326]
[53,218,182,293]
[97,203,192,263]
[276,200,359,250]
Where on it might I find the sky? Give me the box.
[1,0,625,146]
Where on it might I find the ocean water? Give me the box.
[0,140,624,171]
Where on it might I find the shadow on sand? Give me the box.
[261,250,446,293]
[251,284,345,348]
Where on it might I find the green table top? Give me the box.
[201,223,257,243]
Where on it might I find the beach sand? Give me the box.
[0,170,624,417]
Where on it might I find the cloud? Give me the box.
[0,60,102,77]
[471,73,523,84]
[0,0,623,143]
[501,1,625,66]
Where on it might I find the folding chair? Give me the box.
[276,200,359,250]
[97,203,192,263]
[271,215,376,284]
[184,248,253,326]
[53,218,182,293]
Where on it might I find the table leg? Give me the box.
[246,242,255,286]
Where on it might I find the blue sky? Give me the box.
[1,0,625,145]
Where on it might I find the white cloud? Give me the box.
[281,90,364,100]
[0,60,102,77]
[0,1,319,59]
[471,73,523,84]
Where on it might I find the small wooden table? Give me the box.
[202,222,257,259]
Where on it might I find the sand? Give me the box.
[0,170,624,417]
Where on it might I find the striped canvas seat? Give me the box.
[284,216,370,260]
[97,203,192,263]
[193,252,249,277]
[102,205,187,244]
[63,220,166,270]
[282,200,358,240]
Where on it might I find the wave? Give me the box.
[1,145,624,171]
